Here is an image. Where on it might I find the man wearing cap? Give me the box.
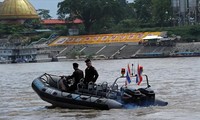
[84,59,99,85]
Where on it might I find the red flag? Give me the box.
[136,64,143,85]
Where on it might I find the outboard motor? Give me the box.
[138,87,155,100]
[121,87,146,103]
[136,87,155,106]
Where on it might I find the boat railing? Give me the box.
[40,73,64,89]
[38,73,151,100]
[110,74,151,91]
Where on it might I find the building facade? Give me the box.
[171,0,200,26]
[0,0,40,63]
[0,44,37,63]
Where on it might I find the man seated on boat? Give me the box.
[60,63,84,91]
[84,59,99,87]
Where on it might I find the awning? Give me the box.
[143,35,163,40]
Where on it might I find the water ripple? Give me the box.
[0,58,200,120]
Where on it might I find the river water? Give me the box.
[0,57,200,120]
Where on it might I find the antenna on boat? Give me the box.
[131,63,134,76]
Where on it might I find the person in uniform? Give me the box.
[84,59,99,86]
[60,63,84,91]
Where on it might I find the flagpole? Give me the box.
[131,64,134,76]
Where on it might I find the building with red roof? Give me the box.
[41,18,83,25]
[41,18,83,35]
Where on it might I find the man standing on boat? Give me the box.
[84,59,99,86]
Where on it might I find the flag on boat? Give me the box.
[125,64,132,85]
[136,64,143,85]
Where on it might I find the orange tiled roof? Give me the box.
[72,18,83,24]
[42,19,66,24]
[42,18,83,25]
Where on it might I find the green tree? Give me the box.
[37,9,52,20]
[151,0,172,27]
[133,0,152,23]
[24,19,41,29]
[57,0,127,34]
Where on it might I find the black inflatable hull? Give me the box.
[32,73,168,110]
[32,78,122,110]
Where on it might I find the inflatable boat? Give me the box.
[32,73,168,110]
